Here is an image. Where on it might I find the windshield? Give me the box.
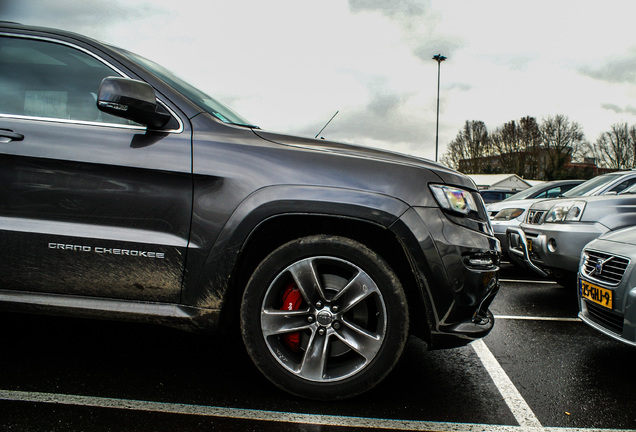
[561,173,624,197]
[503,183,550,201]
[119,49,256,128]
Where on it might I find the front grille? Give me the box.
[581,249,629,285]
[585,301,624,335]
[526,209,546,224]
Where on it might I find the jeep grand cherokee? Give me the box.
[0,22,500,400]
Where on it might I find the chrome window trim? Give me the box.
[0,112,147,130]
[0,31,184,133]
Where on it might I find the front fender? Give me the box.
[181,185,410,310]
[597,211,636,232]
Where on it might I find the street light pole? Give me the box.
[432,54,446,162]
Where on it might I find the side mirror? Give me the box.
[97,77,171,129]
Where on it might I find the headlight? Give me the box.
[493,208,524,221]
[430,184,479,216]
[544,201,586,223]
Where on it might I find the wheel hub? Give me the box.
[316,310,334,326]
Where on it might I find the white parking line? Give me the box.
[472,339,542,429]
[1,389,633,432]
[500,279,557,284]
[495,315,581,322]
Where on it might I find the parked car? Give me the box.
[507,181,636,287]
[479,188,518,204]
[487,179,583,257]
[578,227,636,347]
[500,171,636,265]
[486,179,584,217]
[0,22,500,400]
[559,170,636,197]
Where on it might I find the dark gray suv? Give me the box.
[0,22,500,399]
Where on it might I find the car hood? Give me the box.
[253,129,475,189]
[530,193,636,211]
[526,194,636,231]
[487,198,537,213]
[596,225,636,245]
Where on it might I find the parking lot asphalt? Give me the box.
[1,263,635,432]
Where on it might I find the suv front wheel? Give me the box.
[240,235,409,400]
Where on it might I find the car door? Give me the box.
[0,34,192,303]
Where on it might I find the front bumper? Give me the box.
[506,222,609,277]
[397,207,501,348]
[491,218,523,257]
[578,276,636,347]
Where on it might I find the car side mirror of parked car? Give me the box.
[97,77,171,129]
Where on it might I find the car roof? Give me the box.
[562,170,636,197]
[1,21,94,43]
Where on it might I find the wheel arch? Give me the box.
[186,185,434,341]
[220,213,433,344]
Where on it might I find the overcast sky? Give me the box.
[3,0,636,161]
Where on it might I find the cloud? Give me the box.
[602,103,636,116]
[348,0,464,63]
[298,94,425,144]
[348,0,430,18]
[1,0,165,40]
[412,37,463,63]
[579,47,636,84]
[292,86,435,159]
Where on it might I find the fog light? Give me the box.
[464,252,499,270]
[548,238,557,253]
[468,257,494,266]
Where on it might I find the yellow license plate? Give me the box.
[580,279,612,309]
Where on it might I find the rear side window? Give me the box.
[0,35,134,125]
[609,177,636,194]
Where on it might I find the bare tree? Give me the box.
[489,116,542,178]
[539,114,585,179]
[592,123,635,169]
[441,120,490,172]
[490,120,523,174]
[519,116,543,178]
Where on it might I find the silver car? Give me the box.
[578,227,636,347]
[507,181,636,287]
[487,179,583,256]
[492,171,636,260]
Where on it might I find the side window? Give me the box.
[609,177,636,194]
[0,36,135,125]
[559,184,578,195]
[480,192,500,203]
[544,187,562,198]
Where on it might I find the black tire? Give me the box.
[240,235,409,400]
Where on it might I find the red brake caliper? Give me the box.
[281,283,303,352]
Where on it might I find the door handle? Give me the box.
[0,129,25,143]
